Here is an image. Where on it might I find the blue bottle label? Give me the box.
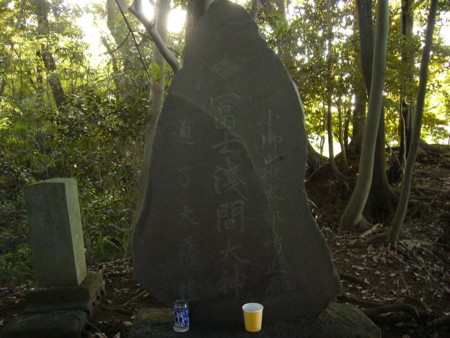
[174,309,189,328]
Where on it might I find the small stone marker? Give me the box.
[133,0,341,326]
[1,178,106,338]
[24,178,87,287]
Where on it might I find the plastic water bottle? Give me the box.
[173,299,189,332]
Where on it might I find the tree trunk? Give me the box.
[31,0,66,111]
[145,0,170,148]
[368,110,398,220]
[339,0,389,232]
[250,0,260,21]
[356,0,397,220]
[337,97,349,169]
[355,0,374,94]
[398,0,415,166]
[131,0,171,253]
[344,108,350,150]
[325,0,347,182]
[107,0,130,44]
[350,80,366,153]
[307,141,327,173]
[39,46,66,111]
[389,0,438,244]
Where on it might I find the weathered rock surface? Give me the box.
[0,311,87,338]
[128,303,381,337]
[133,0,341,326]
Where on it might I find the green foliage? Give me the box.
[0,193,33,286]
[0,0,149,286]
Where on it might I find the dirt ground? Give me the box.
[1,145,449,337]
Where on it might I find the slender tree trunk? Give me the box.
[307,141,327,172]
[398,0,415,166]
[337,97,348,169]
[101,37,123,98]
[368,110,398,220]
[326,0,347,182]
[145,0,170,148]
[107,0,130,48]
[344,108,350,149]
[250,0,260,21]
[356,0,374,94]
[132,0,171,253]
[389,0,438,244]
[340,0,389,232]
[356,0,398,219]
[350,80,366,153]
[32,0,66,111]
[39,46,66,110]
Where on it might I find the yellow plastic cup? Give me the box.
[242,303,264,332]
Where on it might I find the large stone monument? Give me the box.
[133,0,341,326]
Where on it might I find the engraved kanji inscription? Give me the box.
[178,205,200,225]
[216,265,246,298]
[171,117,196,145]
[211,131,242,154]
[179,236,197,266]
[217,200,245,233]
[213,157,248,200]
[219,237,250,264]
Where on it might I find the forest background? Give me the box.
[0,0,449,288]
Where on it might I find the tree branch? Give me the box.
[129,2,181,74]
[114,0,151,82]
[250,0,260,21]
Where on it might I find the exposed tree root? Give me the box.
[336,294,383,307]
[339,295,449,330]
[123,290,149,306]
[364,303,434,323]
[338,272,370,286]
[364,230,389,244]
[431,315,450,329]
[340,216,372,234]
[99,304,133,315]
[404,296,433,314]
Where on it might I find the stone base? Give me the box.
[0,311,87,338]
[24,273,105,315]
[129,302,381,338]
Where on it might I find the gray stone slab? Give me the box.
[129,303,381,337]
[133,0,341,327]
[24,273,105,315]
[24,178,87,287]
[0,311,87,338]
